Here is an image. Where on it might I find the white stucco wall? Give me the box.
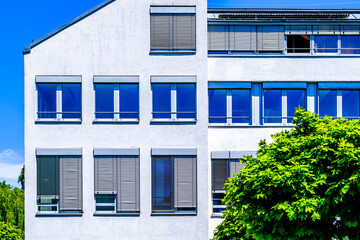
[24,0,209,239]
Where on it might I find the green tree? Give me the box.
[0,222,22,240]
[18,166,24,191]
[213,109,360,240]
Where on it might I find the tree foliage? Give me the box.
[0,222,22,240]
[213,109,360,240]
[18,166,24,191]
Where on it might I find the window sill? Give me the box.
[151,119,197,123]
[150,50,196,55]
[35,119,82,123]
[36,212,83,216]
[211,214,223,218]
[208,124,294,128]
[151,212,197,216]
[93,212,140,216]
[93,119,139,124]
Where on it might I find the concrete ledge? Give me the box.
[36,213,83,217]
[93,212,140,216]
[151,212,197,216]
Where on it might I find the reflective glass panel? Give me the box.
[343,90,360,119]
[341,36,360,54]
[120,84,139,119]
[314,36,338,53]
[95,84,114,119]
[319,90,337,118]
[152,157,172,211]
[287,90,306,123]
[232,89,250,124]
[264,90,282,123]
[209,89,227,123]
[62,84,81,119]
[177,84,196,119]
[153,84,171,119]
[38,84,57,118]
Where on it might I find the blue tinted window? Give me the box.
[153,84,171,119]
[341,36,360,54]
[177,84,196,119]
[38,84,57,118]
[152,157,172,211]
[95,84,114,119]
[232,90,250,124]
[343,90,360,119]
[209,89,226,123]
[120,84,139,119]
[62,84,81,119]
[319,90,337,118]
[287,90,306,123]
[314,36,338,53]
[264,90,282,123]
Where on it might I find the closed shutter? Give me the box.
[60,156,82,211]
[174,157,197,208]
[174,14,196,50]
[230,26,256,51]
[208,25,228,51]
[230,160,246,176]
[37,156,59,198]
[341,25,360,35]
[257,26,285,51]
[212,160,228,191]
[117,157,140,212]
[314,25,340,35]
[285,25,312,35]
[150,14,173,50]
[94,157,117,193]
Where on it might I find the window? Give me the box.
[318,83,360,119]
[94,149,140,214]
[94,77,139,121]
[208,82,251,124]
[36,149,82,214]
[151,77,196,121]
[36,77,82,121]
[287,35,311,53]
[151,149,197,214]
[263,83,307,124]
[211,151,253,215]
[314,36,338,53]
[341,36,360,54]
[150,7,196,52]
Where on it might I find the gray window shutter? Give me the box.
[212,160,228,191]
[230,26,256,51]
[150,14,173,50]
[174,157,197,208]
[174,14,196,50]
[60,157,82,211]
[285,25,312,35]
[117,157,140,212]
[257,26,284,51]
[94,157,117,194]
[37,156,59,198]
[230,160,246,176]
[341,25,360,35]
[208,25,228,51]
[314,25,340,35]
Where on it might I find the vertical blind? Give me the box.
[151,13,196,50]
[212,160,228,191]
[174,157,197,208]
[95,156,140,212]
[60,157,82,211]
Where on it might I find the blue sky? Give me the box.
[1,0,360,186]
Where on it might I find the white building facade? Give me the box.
[24,1,360,239]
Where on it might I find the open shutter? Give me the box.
[174,14,196,50]
[94,157,117,194]
[257,26,284,51]
[230,26,256,51]
[37,156,59,199]
[117,157,140,212]
[212,160,228,191]
[174,157,197,208]
[208,25,228,51]
[230,160,246,176]
[150,14,173,50]
[60,156,82,211]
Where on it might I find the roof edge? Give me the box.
[23,0,116,55]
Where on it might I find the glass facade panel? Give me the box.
[95,84,114,119]
[62,84,81,119]
[319,90,337,118]
[153,84,171,119]
[38,84,57,118]
[264,90,282,123]
[209,89,227,123]
[341,36,360,54]
[152,157,172,211]
[120,84,139,119]
[343,90,360,119]
[232,90,251,124]
[314,36,338,53]
[287,90,306,123]
[177,84,196,119]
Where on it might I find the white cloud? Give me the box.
[0,149,23,164]
[0,163,23,180]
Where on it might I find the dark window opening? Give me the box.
[287,35,310,53]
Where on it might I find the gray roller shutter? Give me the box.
[212,160,228,191]
[174,14,196,50]
[94,157,117,193]
[257,26,285,51]
[60,156,82,211]
[230,160,246,176]
[285,25,312,35]
[208,25,228,51]
[117,157,140,212]
[230,26,256,51]
[37,156,59,199]
[341,25,360,35]
[174,157,197,208]
[150,14,173,50]
[314,25,340,35]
